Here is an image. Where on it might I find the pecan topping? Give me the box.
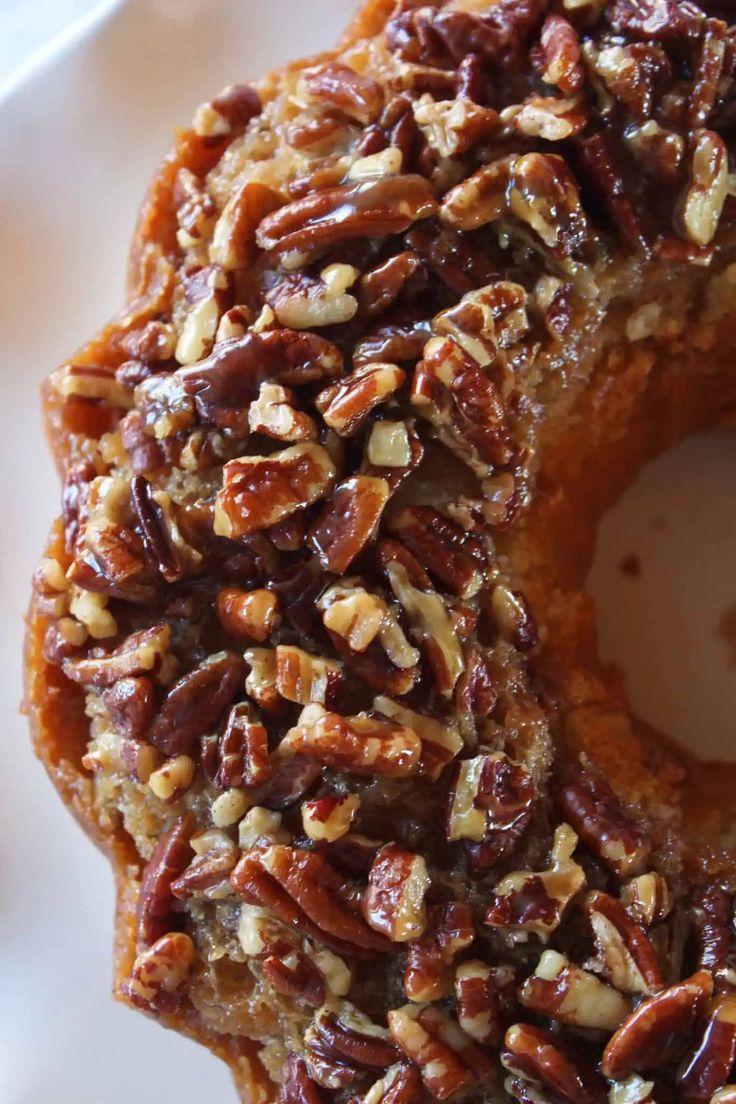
[374,697,462,782]
[535,13,584,94]
[63,624,170,689]
[280,1054,324,1104]
[455,960,504,1047]
[302,795,360,842]
[150,651,245,756]
[447,753,535,870]
[130,477,202,583]
[691,884,735,984]
[602,970,713,1080]
[558,769,650,878]
[214,701,271,789]
[385,560,464,694]
[358,252,425,317]
[388,1005,489,1100]
[622,872,673,929]
[678,129,728,248]
[248,382,317,442]
[585,890,665,995]
[136,813,194,945]
[122,932,195,1013]
[502,1023,607,1104]
[214,442,336,538]
[363,843,431,942]
[519,949,630,1032]
[209,180,282,270]
[316,363,406,438]
[103,675,156,741]
[170,837,239,901]
[405,902,474,1001]
[485,824,585,941]
[413,95,499,157]
[363,1064,423,1104]
[308,476,391,573]
[231,845,390,957]
[256,176,437,255]
[388,506,486,598]
[280,704,422,778]
[275,645,344,706]
[304,1002,401,1089]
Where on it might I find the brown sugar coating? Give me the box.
[24,0,736,1101]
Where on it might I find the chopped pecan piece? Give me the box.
[122,932,195,1014]
[385,560,464,694]
[63,624,170,689]
[510,95,587,141]
[214,442,336,538]
[263,951,326,1007]
[520,949,630,1031]
[214,701,271,789]
[130,477,202,583]
[148,753,196,802]
[535,13,584,94]
[502,1023,607,1104]
[150,651,245,756]
[447,753,535,870]
[491,584,538,650]
[266,266,360,330]
[231,845,390,957]
[412,336,511,474]
[388,506,486,598]
[435,280,529,365]
[678,129,728,248]
[454,645,497,716]
[275,645,344,706]
[691,883,734,984]
[192,81,261,139]
[136,813,194,945]
[308,476,391,573]
[358,252,425,317]
[363,843,430,942]
[217,586,281,643]
[302,795,360,842]
[404,902,474,1001]
[388,1004,488,1100]
[170,837,239,901]
[485,824,585,941]
[299,61,384,124]
[316,363,406,438]
[608,0,702,41]
[621,872,672,929]
[280,703,422,778]
[280,1054,325,1104]
[363,1064,423,1104]
[690,18,729,130]
[104,675,156,741]
[374,696,462,782]
[248,382,317,442]
[319,584,388,653]
[244,647,282,715]
[455,960,504,1047]
[575,132,648,254]
[678,994,736,1102]
[441,156,515,231]
[558,768,650,878]
[602,970,713,1080]
[256,176,437,254]
[51,363,133,408]
[584,890,664,995]
[413,94,499,157]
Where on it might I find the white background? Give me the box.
[1,3,735,1103]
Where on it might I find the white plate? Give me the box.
[1,3,734,1102]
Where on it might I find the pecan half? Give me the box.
[170,838,239,901]
[358,252,425,317]
[214,701,271,789]
[558,769,650,878]
[584,890,664,995]
[256,176,437,254]
[231,845,390,957]
[678,994,736,1102]
[385,560,464,694]
[602,970,713,1080]
[519,949,630,1032]
[305,1002,401,1089]
[280,703,422,778]
[502,1023,607,1104]
[363,1064,423,1104]
[209,180,282,269]
[485,824,585,941]
[678,129,728,248]
[691,883,734,984]
[690,18,729,130]
[388,1004,491,1100]
[535,13,584,94]
[263,951,327,1007]
[136,813,194,945]
[413,94,499,157]
[363,843,430,942]
[308,476,391,573]
[214,442,336,538]
[130,477,202,583]
[217,586,281,642]
[104,675,156,741]
[388,506,486,599]
[280,1054,325,1104]
[150,651,245,756]
[404,903,474,1002]
[374,696,462,783]
[447,753,535,870]
[63,624,170,689]
[299,61,384,124]
[122,932,195,1014]
[275,645,344,706]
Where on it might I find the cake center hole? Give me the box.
[588,430,736,763]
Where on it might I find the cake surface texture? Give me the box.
[25,0,736,1100]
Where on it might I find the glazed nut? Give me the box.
[302,794,360,842]
[299,60,384,124]
[238,806,289,850]
[51,363,133,408]
[455,960,503,1047]
[490,584,538,650]
[366,421,412,467]
[309,476,391,574]
[263,951,327,1007]
[363,843,430,942]
[678,994,736,1103]
[584,890,665,995]
[388,505,486,599]
[304,1001,401,1088]
[446,752,535,867]
[209,180,282,270]
[192,82,261,138]
[122,932,195,1014]
[484,824,585,942]
[217,586,281,643]
[136,813,194,946]
[509,95,587,141]
[175,268,230,367]
[375,696,462,783]
[245,647,280,714]
[501,1023,607,1104]
[519,949,630,1032]
[601,970,714,1080]
[215,442,336,538]
[363,1064,424,1104]
[148,754,196,801]
[387,1006,475,1101]
[63,624,171,689]
[280,703,422,778]
[320,585,388,652]
[679,129,728,247]
[558,769,650,878]
[248,382,317,442]
[404,902,474,1002]
[621,872,672,928]
[149,651,246,757]
[215,702,271,790]
[385,561,464,695]
[412,94,499,157]
[435,280,529,365]
[316,363,406,437]
[275,644,344,706]
[267,268,360,330]
[170,844,239,901]
[537,13,584,94]
[212,787,251,828]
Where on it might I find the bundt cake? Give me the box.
[25,0,736,1100]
